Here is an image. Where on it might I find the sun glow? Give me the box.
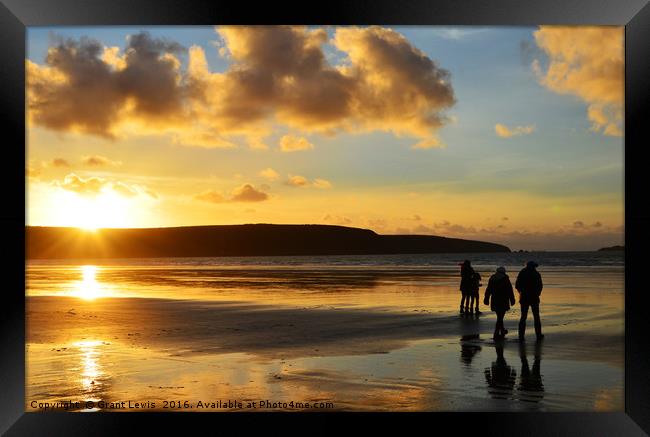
[73,265,106,300]
[49,190,133,230]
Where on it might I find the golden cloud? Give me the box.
[411,138,444,149]
[494,123,536,138]
[533,26,623,136]
[82,155,123,167]
[231,184,269,202]
[259,167,280,181]
[286,175,309,187]
[51,173,156,199]
[194,183,269,203]
[49,158,71,167]
[194,190,225,203]
[285,174,332,189]
[28,27,456,148]
[279,134,314,152]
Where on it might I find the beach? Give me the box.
[26,252,624,411]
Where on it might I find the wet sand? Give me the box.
[26,262,624,411]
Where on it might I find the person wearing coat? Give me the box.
[515,261,544,341]
[484,266,516,339]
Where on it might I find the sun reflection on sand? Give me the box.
[73,266,107,300]
[74,340,104,401]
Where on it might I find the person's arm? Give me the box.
[508,279,515,306]
[484,279,492,305]
[537,272,543,296]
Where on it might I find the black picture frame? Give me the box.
[2,0,649,434]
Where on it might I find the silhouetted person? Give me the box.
[484,343,516,400]
[484,266,515,339]
[459,260,475,314]
[517,340,544,403]
[470,271,482,315]
[515,261,544,341]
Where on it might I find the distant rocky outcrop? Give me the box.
[597,245,624,252]
[26,224,511,260]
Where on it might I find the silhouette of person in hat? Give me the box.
[515,261,544,341]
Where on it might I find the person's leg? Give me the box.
[460,294,466,313]
[532,303,543,338]
[495,311,504,337]
[474,292,480,312]
[519,303,530,339]
[468,295,475,313]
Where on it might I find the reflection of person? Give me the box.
[484,343,516,400]
[515,261,544,341]
[517,340,544,403]
[460,335,482,367]
[459,260,475,314]
[484,266,516,339]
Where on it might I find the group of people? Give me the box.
[459,260,544,341]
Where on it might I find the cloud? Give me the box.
[259,167,280,181]
[312,178,332,189]
[50,173,156,199]
[395,220,622,251]
[194,190,225,203]
[29,27,456,148]
[231,184,269,202]
[285,174,332,189]
[323,214,352,225]
[49,158,71,167]
[430,28,493,41]
[279,134,314,152]
[112,181,138,197]
[532,26,623,136]
[52,173,106,196]
[195,183,269,203]
[411,138,444,149]
[27,32,186,139]
[26,164,41,179]
[286,175,309,187]
[82,155,123,167]
[495,123,536,138]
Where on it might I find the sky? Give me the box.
[25,25,624,251]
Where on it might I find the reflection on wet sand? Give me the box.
[26,262,623,411]
[517,341,544,403]
[460,334,482,367]
[484,342,517,400]
[479,339,545,405]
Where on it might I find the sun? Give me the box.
[49,190,133,230]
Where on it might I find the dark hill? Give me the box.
[26,224,510,260]
[597,245,624,252]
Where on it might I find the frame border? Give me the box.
[2,0,648,434]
